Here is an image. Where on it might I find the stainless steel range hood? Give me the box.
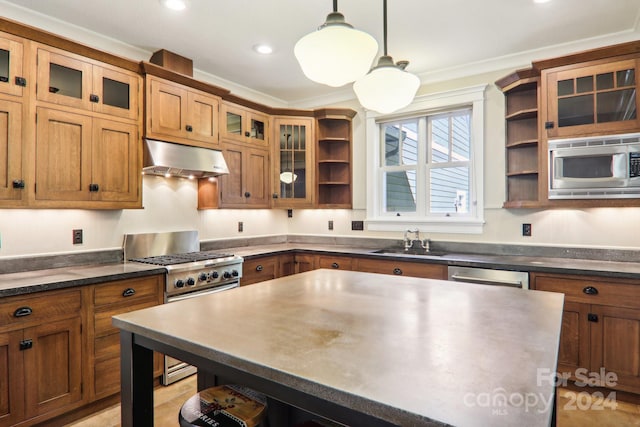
[143,139,229,178]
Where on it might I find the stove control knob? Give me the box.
[186,277,196,286]
[211,271,219,279]
[223,271,231,279]
[199,273,208,282]
[175,279,185,288]
[231,270,239,277]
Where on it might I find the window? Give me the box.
[365,85,487,233]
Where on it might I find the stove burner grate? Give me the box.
[129,251,234,266]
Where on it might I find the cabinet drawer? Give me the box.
[94,331,120,360]
[94,356,120,397]
[317,256,352,270]
[533,274,640,309]
[93,275,162,308]
[242,256,279,285]
[0,289,81,327]
[355,258,447,280]
[94,300,159,337]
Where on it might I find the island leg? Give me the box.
[120,331,154,427]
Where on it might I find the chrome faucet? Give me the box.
[404,228,430,252]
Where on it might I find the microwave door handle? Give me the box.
[612,153,627,179]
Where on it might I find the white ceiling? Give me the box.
[4,0,640,106]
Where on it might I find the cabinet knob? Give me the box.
[544,121,555,129]
[245,131,250,137]
[583,286,598,295]
[122,288,136,297]
[244,191,251,198]
[89,94,100,103]
[19,339,33,351]
[0,76,7,83]
[393,267,403,275]
[272,193,279,199]
[89,183,100,192]
[186,125,193,132]
[13,306,33,317]
[587,313,599,322]
[256,265,263,272]
[12,179,25,189]
[331,262,339,269]
[15,76,27,87]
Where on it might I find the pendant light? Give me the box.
[295,0,378,87]
[354,0,420,114]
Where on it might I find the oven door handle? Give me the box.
[166,282,239,303]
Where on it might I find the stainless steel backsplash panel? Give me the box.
[123,230,199,260]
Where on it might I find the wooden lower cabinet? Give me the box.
[353,257,447,280]
[89,274,164,400]
[317,255,353,271]
[242,255,280,286]
[0,288,83,427]
[243,252,447,286]
[532,272,640,394]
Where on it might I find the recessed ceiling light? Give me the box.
[533,0,551,3]
[253,44,273,55]
[161,0,187,11]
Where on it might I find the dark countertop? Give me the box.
[1,241,639,298]
[0,263,166,298]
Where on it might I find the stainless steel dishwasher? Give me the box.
[447,266,529,289]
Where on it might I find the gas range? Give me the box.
[124,231,243,298]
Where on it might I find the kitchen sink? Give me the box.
[372,248,448,257]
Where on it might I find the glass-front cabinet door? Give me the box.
[0,31,26,97]
[36,46,139,120]
[272,117,314,208]
[220,101,269,146]
[545,59,640,138]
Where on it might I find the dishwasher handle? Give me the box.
[449,274,523,288]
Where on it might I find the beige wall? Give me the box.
[1,3,639,258]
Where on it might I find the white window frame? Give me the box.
[365,84,487,234]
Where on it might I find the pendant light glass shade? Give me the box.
[295,9,378,87]
[354,56,420,114]
[354,0,420,114]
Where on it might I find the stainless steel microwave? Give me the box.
[549,133,640,199]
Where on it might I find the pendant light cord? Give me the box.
[333,0,338,12]
[383,0,388,56]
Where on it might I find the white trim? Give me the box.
[365,85,487,234]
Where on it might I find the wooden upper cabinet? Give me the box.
[35,45,140,121]
[217,142,270,208]
[0,99,24,203]
[272,116,314,208]
[35,107,140,206]
[316,113,354,208]
[220,101,269,146]
[543,58,640,138]
[146,76,219,147]
[0,31,26,98]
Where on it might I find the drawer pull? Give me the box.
[583,286,599,295]
[256,265,263,272]
[122,288,136,297]
[587,313,599,322]
[331,262,339,269]
[19,339,33,351]
[13,306,33,317]
[393,268,403,275]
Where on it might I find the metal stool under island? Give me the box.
[178,385,268,427]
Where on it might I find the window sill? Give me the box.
[365,217,485,234]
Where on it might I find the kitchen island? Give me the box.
[113,269,564,427]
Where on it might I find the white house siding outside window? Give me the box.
[365,85,487,234]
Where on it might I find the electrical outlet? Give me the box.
[287,209,293,218]
[328,220,333,230]
[522,223,532,237]
[351,220,364,231]
[238,222,243,232]
[73,229,83,244]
